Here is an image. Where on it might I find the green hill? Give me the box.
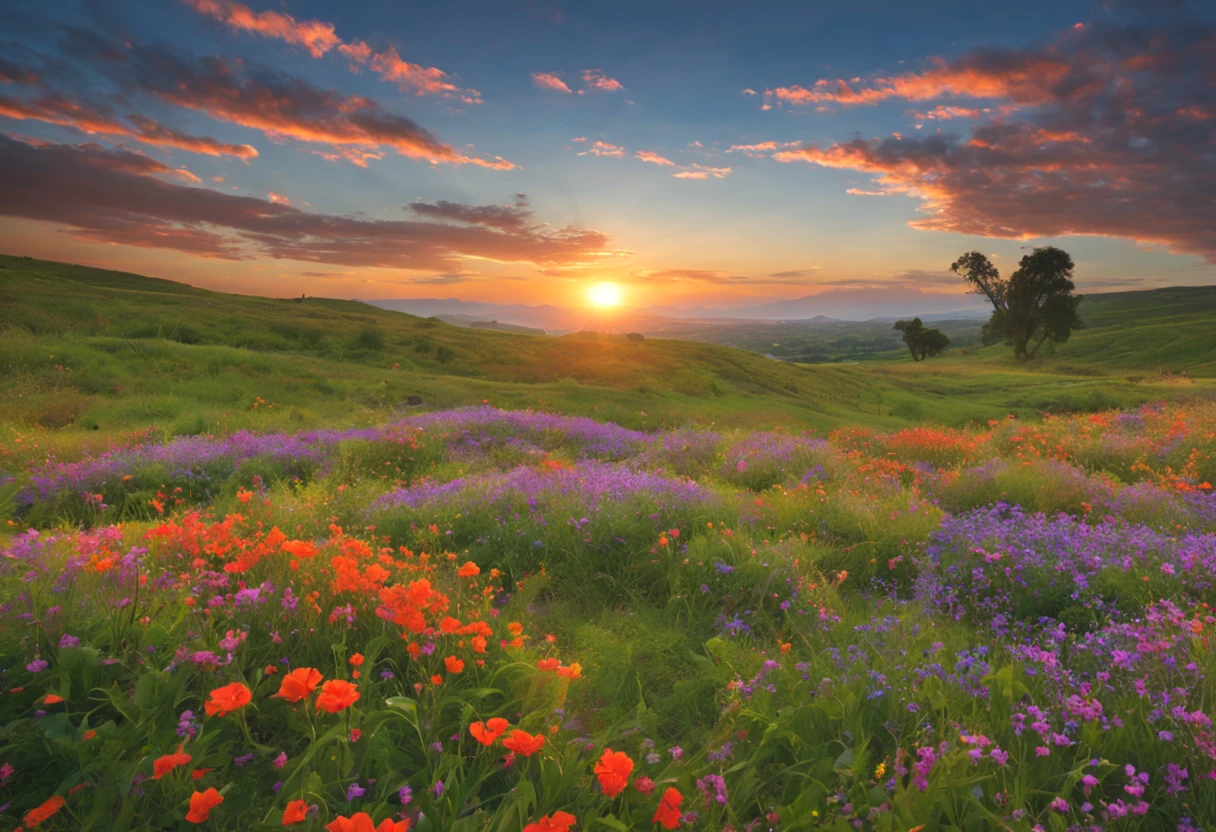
[1,254,1212,444]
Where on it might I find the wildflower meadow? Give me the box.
[2,402,1215,830]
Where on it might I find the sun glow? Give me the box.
[587,282,623,308]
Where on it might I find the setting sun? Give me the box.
[587,282,623,308]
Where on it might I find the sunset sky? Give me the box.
[0,0,1213,312]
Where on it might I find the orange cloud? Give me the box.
[578,141,624,158]
[184,0,340,58]
[267,191,291,205]
[531,72,573,93]
[368,47,481,103]
[581,69,622,92]
[0,135,605,268]
[672,164,731,180]
[635,150,674,166]
[120,46,510,169]
[0,92,258,159]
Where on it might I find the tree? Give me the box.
[950,246,1083,361]
[893,317,951,361]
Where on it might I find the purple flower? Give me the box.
[26,659,48,673]
[347,782,365,801]
[59,634,79,649]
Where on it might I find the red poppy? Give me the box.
[152,745,192,779]
[536,658,561,672]
[501,729,545,756]
[594,748,633,798]
[276,668,323,703]
[186,788,224,824]
[325,812,410,832]
[23,795,66,827]
[469,717,510,746]
[282,799,310,825]
[204,682,252,717]
[522,811,576,832]
[316,679,360,713]
[349,653,365,667]
[653,787,683,830]
[444,655,464,673]
[457,561,480,577]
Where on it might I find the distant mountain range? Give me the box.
[367,288,990,333]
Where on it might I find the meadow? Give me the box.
[3,257,1216,831]
[3,397,1216,831]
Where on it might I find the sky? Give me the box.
[0,0,1213,314]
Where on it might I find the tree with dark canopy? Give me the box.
[893,317,951,361]
[951,246,1083,361]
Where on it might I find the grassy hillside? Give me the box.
[1,255,1212,453]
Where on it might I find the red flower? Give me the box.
[469,717,510,746]
[501,729,545,756]
[276,668,323,703]
[522,811,576,832]
[444,655,465,673]
[316,679,361,714]
[536,658,561,672]
[594,748,634,798]
[633,775,655,795]
[457,562,480,577]
[152,745,192,779]
[282,800,310,825]
[204,682,252,717]
[23,795,66,827]
[349,653,365,667]
[186,788,224,824]
[653,787,683,830]
[326,812,410,832]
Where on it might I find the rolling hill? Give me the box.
[0,255,1212,445]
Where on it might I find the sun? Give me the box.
[587,282,623,308]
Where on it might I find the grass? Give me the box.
[1,254,1213,462]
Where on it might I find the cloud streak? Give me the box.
[770,19,1216,261]
[0,135,602,269]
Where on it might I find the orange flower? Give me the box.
[431,674,443,685]
[501,729,545,757]
[282,799,310,825]
[522,811,577,832]
[457,561,480,578]
[42,693,65,705]
[204,682,252,718]
[152,745,192,779]
[507,622,523,636]
[81,729,96,741]
[349,653,365,667]
[556,663,582,679]
[265,665,279,675]
[653,787,682,830]
[594,748,634,798]
[326,812,410,832]
[315,679,360,713]
[469,717,510,746]
[276,668,324,703]
[471,635,487,654]
[186,788,224,824]
[192,769,213,781]
[444,655,464,673]
[536,658,561,672]
[23,795,66,827]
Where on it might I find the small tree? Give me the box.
[893,317,951,361]
[950,246,1082,361]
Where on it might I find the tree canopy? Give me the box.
[893,317,951,361]
[951,246,1083,361]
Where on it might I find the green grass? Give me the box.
[1,254,1213,454]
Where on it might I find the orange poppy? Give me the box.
[457,561,480,577]
[469,717,510,746]
[556,663,582,679]
[42,694,65,705]
[653,787,682,830]
[536,658,561,672]
[325,812,410,832]
[185,788,224,824]
[282,799,310,825]
[204,682,252,717]
[522,811,576,832]
[507,622,523,636]
[23,795,66,827]
[594,748,633,798]
[152,745,192,779]
[276,668,323,703]
[315,679,360,713]
[192,768,213,781]
[501,729,545,757]
[444,656,464,673]
[265,665,279,675]
[81,729,97,741]
[430,674,443,685]
[349,653,365,667]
